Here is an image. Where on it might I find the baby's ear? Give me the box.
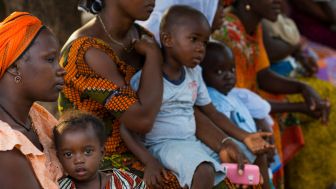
[161,32,172,48]
[100,145,106,160]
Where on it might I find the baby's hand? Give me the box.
[143,159,169,189]
[243,132,274,155]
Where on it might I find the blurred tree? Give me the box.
[0,0,6,21]
[3,0,81,45]
[3,0,82,117]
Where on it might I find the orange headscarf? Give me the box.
[0,12,44,78]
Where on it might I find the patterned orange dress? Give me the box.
[58,24,238,189]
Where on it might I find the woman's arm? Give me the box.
[261,22,300,62]
[257,68,330,124]
[85,36,163,133]
[0,149,41,189]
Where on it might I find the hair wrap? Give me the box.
[0,12,43,79]
[78,0,103,14]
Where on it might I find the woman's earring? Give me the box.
[100,159,105,167]
[246,4,251,11]
[15,76,21,83]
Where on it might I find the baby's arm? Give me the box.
[198,104,274,155]
[119,125,169,188]
[254,118,276,166]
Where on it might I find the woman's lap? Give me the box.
[100,152,263,189]
[287,77,336,188]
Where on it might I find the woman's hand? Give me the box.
[299,98,331,125]
[132,35,161,57]
[301,84,331,125]
[293,52,318,77]
[243,132,275,155]
[143,158,169,189]
[218,140,264,188]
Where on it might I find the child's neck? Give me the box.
[162,53,184,81]
[73,171,101,189]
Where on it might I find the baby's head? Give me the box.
[201,40,237,95]
[54,110,106,182]
[160,5,211,68]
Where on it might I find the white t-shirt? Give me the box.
[130,67,212,146]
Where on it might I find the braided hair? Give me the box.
[78,0,105,14]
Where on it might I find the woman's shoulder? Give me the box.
[61,36,111,55]
[0,120,44,156]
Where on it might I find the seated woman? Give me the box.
[59,0,251,188]
[213,0,336,189]
[0,12,66,188]
[263,0,336,87]
[262,7,336,189]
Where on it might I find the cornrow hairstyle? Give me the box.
[53,109,107,149]
[78,0,105,14]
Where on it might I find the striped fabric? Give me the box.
[59,169,148,189]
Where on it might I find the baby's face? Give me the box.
[203,54,237,95]
[170,19,211,68]
[56,125,104,182]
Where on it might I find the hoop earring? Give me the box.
[246,4,251,11]
[100,159,105,167]
[15,76,21,83]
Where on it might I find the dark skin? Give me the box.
[201,41,272,189]
[64,0,163,134]
[254,119,275,167]
[56,125,111,189]
[0,29,67,188]
[228,0,331,125]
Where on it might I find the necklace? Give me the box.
[98,14,134,53]
[0,104,35,132]
[99,172,102,189]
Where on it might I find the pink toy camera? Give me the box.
[221,163,260,185]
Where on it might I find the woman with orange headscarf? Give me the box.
[0,12,66,188]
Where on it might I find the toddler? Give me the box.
[121,5,273,189]
[54,110,148,189]
[201,40,275,189]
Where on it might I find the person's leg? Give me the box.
[191,162,215,189]
[254,154,271,189]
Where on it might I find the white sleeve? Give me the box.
[231,88,271,119]
[130,71,142,93]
